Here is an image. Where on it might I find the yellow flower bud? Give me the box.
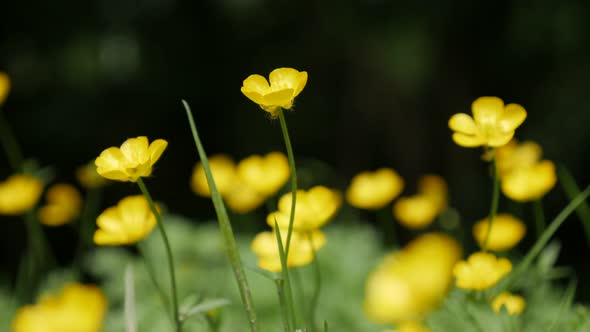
[95,136,167,182]
[346,168,404,210]
[241,67,308,116]
[38,183,83,226]
[492,292,526,315]
[93,195,157,245]
[472,213,526,251]
[448,97,527,148]
[0,174,43,215]
[453,252,512,290]
[237,151,289,196]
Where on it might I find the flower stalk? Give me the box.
[482,154,500,252]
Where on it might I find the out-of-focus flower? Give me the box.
[448,96,527,148]
[224,180,266,214]
[501,160,557,202]
[95,136,167,182]
[382,321,431,332]
[241,67,308,116]
[191,154,237,197]
[93,195,157,245]
[237,152,289,196]
[495,140,542,177]
[11,283,107,332]
[38,184,82,226]
[267,186,341,232]
[251,229,325,272]
[472,213,526,251]
[0,174,43,215]
[346,168,404,210]
[365,233,462,324]
[393,175,448,229]
[76,162,108,189]
[0,72,10,105]
[453,252,512,290]
[492,292,525,315]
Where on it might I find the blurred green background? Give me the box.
[1,0,589,298]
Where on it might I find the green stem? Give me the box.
[136,178,181,332]
[274,223,297,330]
[277,108,298,256]
[482,155,500,252]
[183,100,257,332]
[137,242,172,321]
[275,278,292,332]
[0,109,24,171]
[308,233,322,331]
[533,199,545,239]
[500,185,590,291]
[377,207,396,246]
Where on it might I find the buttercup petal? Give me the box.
[269,68,301,90]
[95,148,128,175]
[451,133,485,147]
[263,89,295,108]
[241,89,265,106]
[148,139,168,165]
[472,96,504,126]
[448,113,478,135]
[242,74,270,94]
[498,103,527,132]
[120,136,149,164]
[293,71,308,97]
[487,131,514,148]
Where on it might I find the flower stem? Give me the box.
[0,109,24,171]
[277,108,297,256]
[533,199,545,239]
[482,155,500,252]
[308,234,322,331]
[275,278,292,332]
[182,100,257,332]
[136,178,181,332]
[274,222,297,330]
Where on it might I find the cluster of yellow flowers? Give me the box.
[11,283,107,332]
[191,152,290,213]
[252,186,341,271]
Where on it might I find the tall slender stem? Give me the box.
[0,109,24,171]
[482,155,500,252]
[275,278,292,332]
[277,108,298,256]
[533,199,545,239]
[183,101,257,331]
[136,178,181,332]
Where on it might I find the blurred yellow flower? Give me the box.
[492,292,526,315]
[472,213,526,251]
[0,72,10,105]
[346,168,404,210]
[237,152,290,196]
[267,186,341,232]
[224,180,266,214]
[448,96,527,148]
[93,195,157,245]
[38,183,83,226]
[393,175,448,229]
[495,140,542,177]
[453,252,512,290]
[501,160,557,202]
[95,136,167,182]
[383,321,431,332]
[76,162,108,189]
[365,233,462,324]
[11,283,107,332]
[241,67,308,116]
[0,174,43,215]
[191,154,237,197]
[251,229,325,272]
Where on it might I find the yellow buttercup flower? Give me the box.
[241,67,308,116]
[0,174,43,215]
[267,186,341,232]
[383,321,431,332]
[38,183,83,226]
[191,154,237,197]
[393,175,448,229]
[501,160,557,202]
[93,195,157,245]
[11,283,107,332]
[495,140,542,177]
[95,136,168,182]
[492,292,526,315]
[237,152,290,196]
[76,162,108,189]
[346,168,404,210]
[448,96,527,148]
[364,233,462,324]
[224,180,267,214]
[472,213,526,251]
[0,72,10,105]
[453,252,512,290]
[251,229,325,272]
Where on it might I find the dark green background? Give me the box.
[1,0,589,297]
